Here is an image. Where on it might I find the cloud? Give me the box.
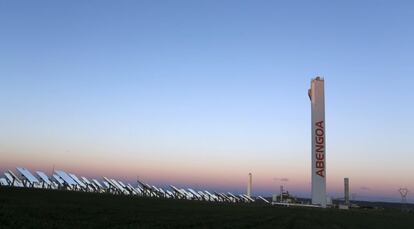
[360,186,371,191]
[273,177,289,182]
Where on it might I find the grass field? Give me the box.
[0,187,413,228]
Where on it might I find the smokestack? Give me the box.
[247,173,252,198]
[344,178,350,206]
[309,77,327,207]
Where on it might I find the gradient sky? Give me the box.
[1,0,413,203]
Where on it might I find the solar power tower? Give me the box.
[247,173,252,198]
[308,77,327,207]
[344,178,350,206]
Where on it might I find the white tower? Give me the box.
[247,173,252,198]
[308,77,327,207]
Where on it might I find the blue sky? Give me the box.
[1,0,413,202]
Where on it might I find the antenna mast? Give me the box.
[398,188,409,212]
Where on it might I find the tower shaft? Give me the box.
[247,173,252,197]
[309,77,327,207]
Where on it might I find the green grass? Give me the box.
[0,187,413,228]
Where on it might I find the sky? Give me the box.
[0,0,413,203]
